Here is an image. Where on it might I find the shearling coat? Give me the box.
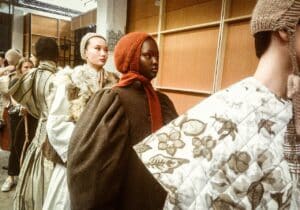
[67,81,178,210]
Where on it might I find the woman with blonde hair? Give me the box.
[1,57,37,193]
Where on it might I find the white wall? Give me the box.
[11,8,24,53]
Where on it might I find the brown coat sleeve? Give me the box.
[67,89,130,210]
[157,92,178,124]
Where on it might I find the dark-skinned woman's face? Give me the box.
[139,38,159,80]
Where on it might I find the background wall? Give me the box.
[127,0,258,114]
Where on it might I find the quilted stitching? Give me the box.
[134,77,296,210]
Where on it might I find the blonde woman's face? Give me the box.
[85,37,108,70]
[21,61,33,74]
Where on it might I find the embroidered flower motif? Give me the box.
[157,132,185,156]
[212,194,244,210]
[228,151,251,174]
[258,119,275,136]
[192,136,216,160]
[212,115,238,141]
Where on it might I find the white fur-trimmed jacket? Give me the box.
[46,64,119,162]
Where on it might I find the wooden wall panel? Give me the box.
[228,0,257,18]
[127,16,159,33]
[159,27,219,91]
[221,21,258,88]
[127,0,159,33]
[59,20,71,38]
[23,34,30,56]
[31,14,57,37]
[91,9,97,24]
[166,0,208,12]
[163,91,207,114]
[71,16,81,31]
[81,12,93,28]
[165,0,222,29]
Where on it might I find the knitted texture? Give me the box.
[114,32,163,132]
[80,33,106,60]
[5,49,22,66]
[114,32,153,73]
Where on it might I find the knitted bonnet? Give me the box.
[251,0,300,73]
[114,32,153,73]
[252,0,300,178]
[5,49,22,66]
[80,32,106,60]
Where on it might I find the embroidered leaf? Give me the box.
[146,154,189,174]
[134,143,152,154]
[247,181,264,210]
[181,119,206,136]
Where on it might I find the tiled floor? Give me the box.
[0,149,14,210]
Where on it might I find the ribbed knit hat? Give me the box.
[5,49,22,66]
[80,32,106,60]
[251,0,300,73]
[114,32,153,73]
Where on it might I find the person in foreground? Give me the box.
[67,32,178,210]
[9,37,58,210]
[134,0,300,209]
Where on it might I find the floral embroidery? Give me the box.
[157,132,185,156]
[271,188,292,209]
[180,119,207,136]
[212,115,238,141]
[228,151,251,174]
[164,184,180,207]
[146,154,189,174]
[134,143,152,154]
[247,181,264,210]
[192,136,216,160]
[212,194,245,210]
[258,119,275,136]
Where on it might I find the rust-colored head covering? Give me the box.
[114,32,155,73]
[251,0,300,179]
[114,32,163,132]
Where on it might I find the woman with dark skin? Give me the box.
[67,32,178,210]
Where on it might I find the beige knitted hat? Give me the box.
[80,32,106,60]
[5,49,22,66]
[251,0,300,73]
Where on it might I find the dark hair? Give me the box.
[35,37,59,61]
[254,31,272,58]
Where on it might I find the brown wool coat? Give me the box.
[67,81,178,210]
